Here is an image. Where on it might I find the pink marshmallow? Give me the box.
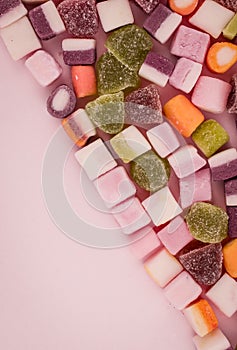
[164,271,202,310]
[192,76,232,114]
[157,216,193,255]
[93,166,136,209]
[180,168,212,209]
[25,50,62,87]
[129,227,161,261]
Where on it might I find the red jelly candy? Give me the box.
[57,0,98,38]
[179,243,223,286]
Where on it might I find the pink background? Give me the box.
[1,5,237,349]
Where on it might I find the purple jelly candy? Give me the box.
[125,84,163,127]
[47,84,76,119]
[62,39,96,65]
[145,52,174,76]
[144,4,171,36]
[0,0,20,16]
[179,243,223,286]
[227,74,237,114]
[227,206,237,238]
[57,0,98,38]
[134,0,160,14]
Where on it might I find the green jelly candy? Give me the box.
[130,150,170,192]
[96,52,140,95]
[186,202,228,243]
[223,13,237,40]
[86,92,124,134]
[192,119,229,158]
[105,24,153,71]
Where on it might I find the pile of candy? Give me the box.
[1,0,237,348]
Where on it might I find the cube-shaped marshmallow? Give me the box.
[164,271,202,310]
[74,139,117,181]
[157,216,193,255]
[206,273,237,317]
[142,186,182,226]
[169,58,202,93]
[208,148,237,181]
[97,0,134,33]
[144,248,183,287]
[0,0,27,28]
[112,197,151,235]
[189,0,234,39]
[62,38,96,65]
[146,122,180,158]
[192,76,232,114]
[170,25,210,64]
[110,125,151,163]
[130,227,161,261]
[193,329,231,350]
[0,16,41,60]
[225,178,237,206]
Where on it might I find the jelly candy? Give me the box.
[185,202,228,243]
[227,74,237,114]
[125,84,163,127]
[105,24,153,71]
[179,243,223,286]
[96,52,140,95]
[223,13,237,40]
[130,150,170,193]
[86,91,124,134]
[134,0,160,14]
[192,119,229,158]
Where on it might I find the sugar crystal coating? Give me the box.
[47,84,76,119]
[130,150,170,192]
[227,74,237,114]
[125,84,163,127]
[96,52,140,95]
[86,91,124,134]
[57,0,98,37]
[186,202,228,243]
[105,24,153,71]
[134,0,160,13]
[179,244,223,286]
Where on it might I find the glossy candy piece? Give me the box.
[183,299,218,337]
[47,84,76,119]
[130,150,170,193]
[169,0,198,15]
[134,0,159,14]
[213,0,237,12]
[62,108,96,147]
[71,66,97,98]
[0,16,41,61]
[225,178,237,206]
[185,202,228,243]
[208,148,237,181]
[0,0,27,28]
[25,50,62,87]
[143,4,182,44]
[206,42,237,73]
[179,243,223,286]
[29,1,65,40]
[96,52,140,95]
[223,13,237,40]
[144,248,183,287]
[193,328,231,350]
[129,228,161,261]
[227,206,237,238]
[125,84,163,127]
[223,239,237,278]
[170,25,210,64]
[189,0,234,39]
[192,119,229,158]
[163,95,204,137]
[139,52,175,88]
[105,25,152,72]
[227,73,237,114]
[192,76,232,114]
[206,273,237,317]
[62,38,96,65]
[86,92,124,134]
[97,0,134,33]
[57,0,98,38]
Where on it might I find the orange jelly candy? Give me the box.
[206,42,237,74]
[223,239,237,278]
[71,65,97,98]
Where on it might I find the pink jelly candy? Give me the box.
[179,243,223,286]
[57,0,98,38]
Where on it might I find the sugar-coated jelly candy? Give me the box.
[71,65,97,98]
[105,24,153,72]
[96,52,140,95]
[193,328,231,350]
[227,73,237,114]
[97,0,134,33]
[208,148,237,181]
[130,150,170,193]
[169,0,198,15]
[223,13,237,40]
[179,243,223,286]
[62,108,96,147]
[62,38,96,65]
[47,84,76,119]
[183,299,218,337]
[0,0,27,28]
[213,0,237,12]
[206,42,237,73]
[134,0,159,14]
[192,119,229,158]
[227,206,237,238]
[86,92,124,134]
[185,202,228,243]
[223,239,237,278]
[57,0,98,38]
[125,84,163,127]
[225,178,237,206]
